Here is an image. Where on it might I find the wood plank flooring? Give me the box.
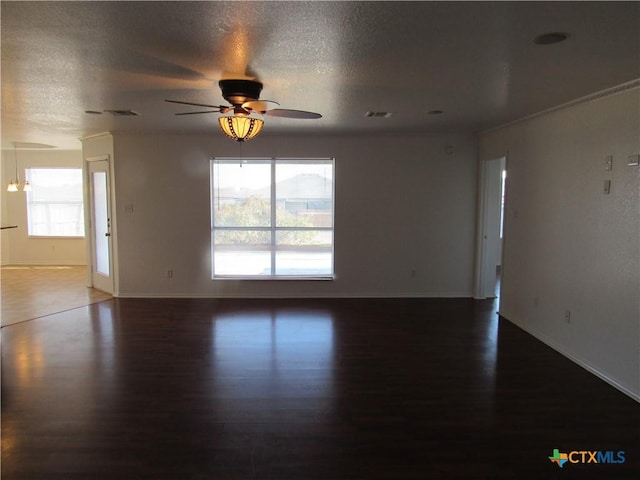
[2,297,639,479]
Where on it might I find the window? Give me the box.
[26,168,85,237]
[211,158,334,278]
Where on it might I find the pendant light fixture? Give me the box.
[6,144,31,192]
[7,180,19,192]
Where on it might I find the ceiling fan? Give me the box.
[165,79,322,141]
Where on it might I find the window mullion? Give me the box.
[270,159,277,275]
[215,227,272,232]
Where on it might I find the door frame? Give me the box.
[84,154,117,295]
[473,155,507,299]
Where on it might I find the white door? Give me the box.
[474,156,506,299]
[88,159,114,294]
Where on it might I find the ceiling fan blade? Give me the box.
[175,111,220,115]
[165,99,226,109]
[242,99,280,114]
[265,109,322,119]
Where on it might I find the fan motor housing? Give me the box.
[219,79,263,105]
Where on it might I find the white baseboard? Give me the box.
[1,262,87,267]
[502,317,640,404]
[115,292,473,299]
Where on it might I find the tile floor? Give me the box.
[0,265,112,326]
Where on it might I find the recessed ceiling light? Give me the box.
[534,32,569,45]
[428,110,444,115]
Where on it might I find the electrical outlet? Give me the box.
[564,310,571,324]
[167,269,173,278]
[603,180,611,194]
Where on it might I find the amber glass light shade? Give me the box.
[218,116,264,142]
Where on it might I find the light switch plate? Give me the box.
[603,179,611,194]
[605,155,613,171]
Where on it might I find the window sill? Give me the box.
[27,236,86,239]
[213,275,335,281]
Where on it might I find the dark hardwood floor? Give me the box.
[2,297,638,479]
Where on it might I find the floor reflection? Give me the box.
[2,302,119,474]
[212,308,335,415]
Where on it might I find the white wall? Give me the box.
[105,131,478,298]
[0,149,86,265]
[480,87,640,400]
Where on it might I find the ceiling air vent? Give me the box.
[104,109,140,116]
[365,111,392,118]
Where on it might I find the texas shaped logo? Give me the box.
[549,449,569,468]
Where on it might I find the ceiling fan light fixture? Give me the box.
[218,115,264,142]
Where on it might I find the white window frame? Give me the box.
[25,167,85,238]
[210,157,335,280]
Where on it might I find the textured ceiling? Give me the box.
[1,1,638,149]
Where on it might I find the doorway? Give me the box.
[474,156,506,299]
